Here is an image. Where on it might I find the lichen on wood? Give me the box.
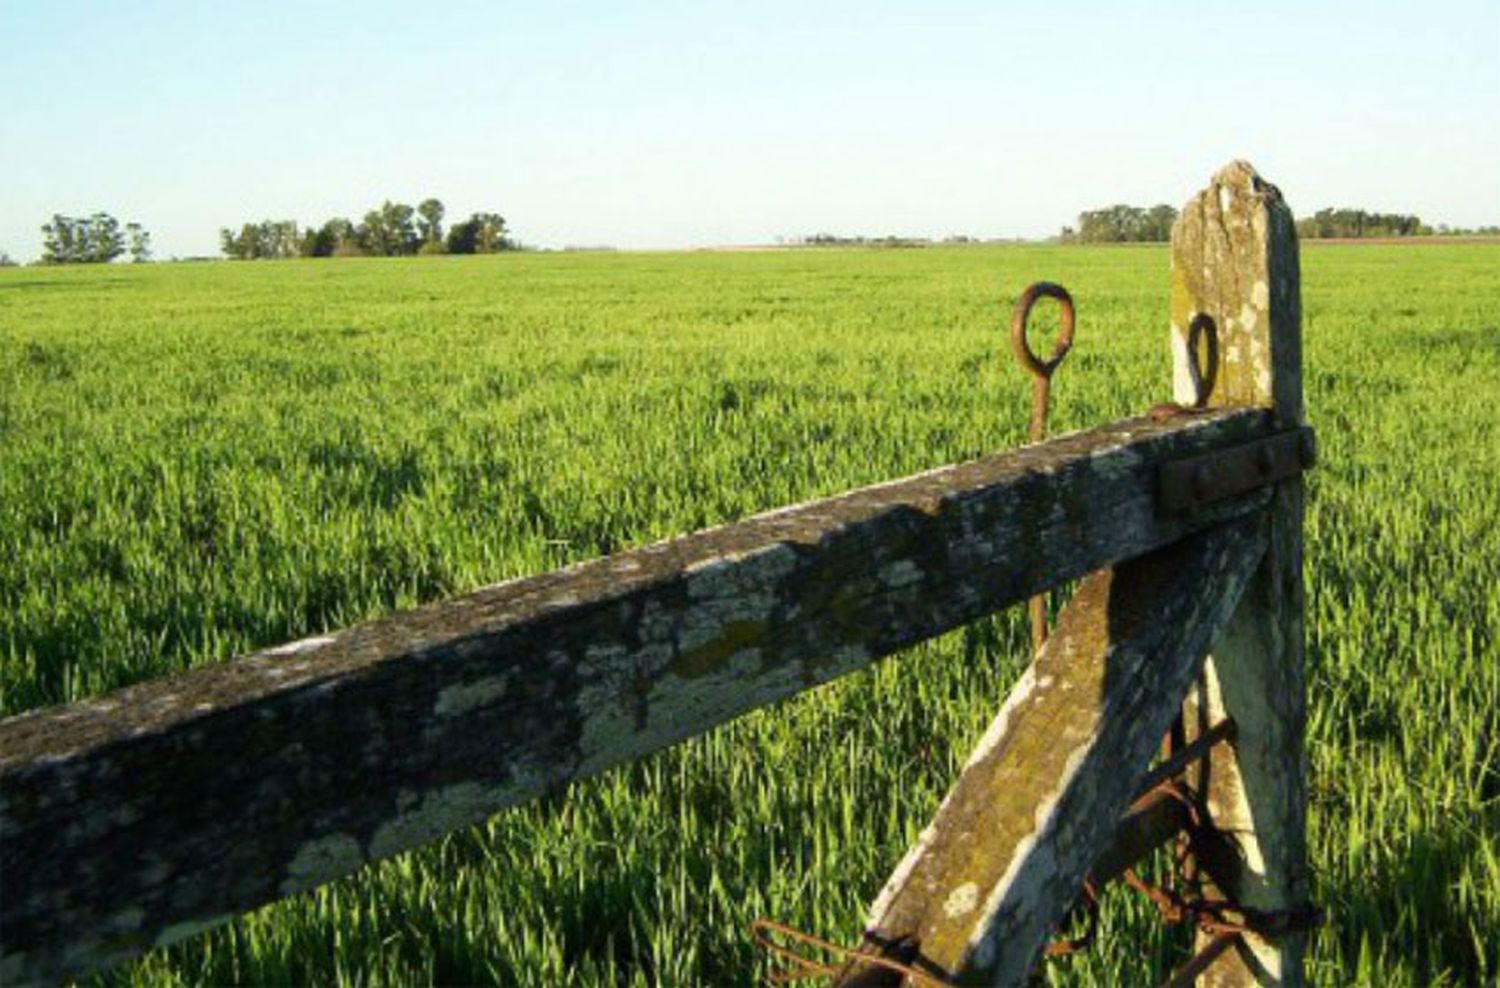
[1171,160,1309,986]
[837,516,1267,987]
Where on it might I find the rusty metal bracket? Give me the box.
[1158,426,1316,515]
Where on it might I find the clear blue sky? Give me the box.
[2,0,1496,260]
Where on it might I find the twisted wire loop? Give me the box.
[1120,716,1324,987]
[749,919,955,987]
[1009,281,1075,653]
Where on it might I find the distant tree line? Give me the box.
[1430,223,1500,236]
[793,233,931,248]
[1057,202,1498,243]
[1059,204,1178,243]
[1428,223,1500,236]
[1296,208,1427,239]
[39,213,152,263]
[220,197,512,259]
[1296,208,1498,239]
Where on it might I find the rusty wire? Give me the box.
[1122,850,1325,944]
[1043,879,1100,958]
[1133,717,1236,802]
[748,729,1318,988]
[1162,932,1241,988]
[1009,281,1075,653]
[1116,731,1323,987]
[749,918,955,988]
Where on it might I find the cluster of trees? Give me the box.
[220,198,511,260]
[1060,204,1178,243]
[221,220,303,260]
[1296,208,1427,239]
[39,213,152,263]
[1293,209,1500,239]
[1292,209,1495,238]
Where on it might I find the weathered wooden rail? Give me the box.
[0,162,1313,986]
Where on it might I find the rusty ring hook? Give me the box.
[1009,281,1075,653]
[1010,281,1076,381]
[1186,313,1219,409]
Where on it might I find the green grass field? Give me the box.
[2,244,1496,986]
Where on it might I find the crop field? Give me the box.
[1,243,1497,985]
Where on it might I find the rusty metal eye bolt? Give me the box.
[1186,312,1219,409]
[1009,280,1076,652]
[1010,281,1076,382]
[1010,281,1075,449]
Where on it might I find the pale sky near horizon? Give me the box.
[2,1,1496,261]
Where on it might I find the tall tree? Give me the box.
[446,212,510,254]
[1072,204,1177,243]
[126,223,152,263]
[474,212,508,253]
[42,215,75,263]
[219,227,241,259]
[360,201,419,256]
[417,198,445,246]
[220,220,299,259]
[85,213,125,263]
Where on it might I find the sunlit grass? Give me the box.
[1,243,1495,985]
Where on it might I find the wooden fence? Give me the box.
[0,161,1315,986]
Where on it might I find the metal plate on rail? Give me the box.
[1158,426,1316,515]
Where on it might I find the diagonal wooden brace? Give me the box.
[836,515,1267,987]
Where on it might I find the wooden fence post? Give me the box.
[1170,160,1310,985]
